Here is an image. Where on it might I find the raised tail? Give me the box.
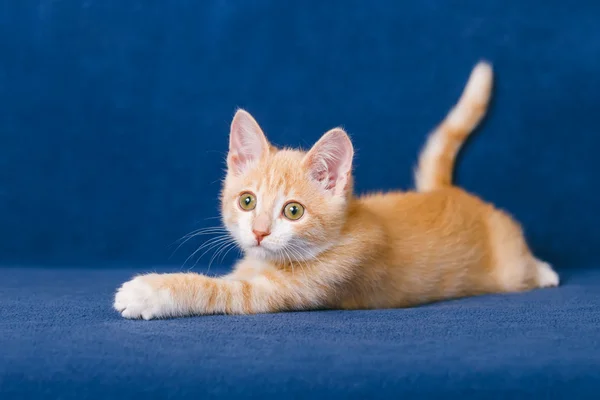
[414,61,493,192]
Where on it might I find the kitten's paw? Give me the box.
[114,274,176,320]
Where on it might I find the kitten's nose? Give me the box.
[252,229,271,245]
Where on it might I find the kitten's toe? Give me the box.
[113,300,126,313]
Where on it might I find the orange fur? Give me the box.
[415,62,493,192]
[114,62,559,320]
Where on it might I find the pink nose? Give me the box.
[252,229,271,245]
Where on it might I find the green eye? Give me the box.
[239,192,256,211]
[283,202,305,221]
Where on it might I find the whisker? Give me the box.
[206,240,234,272]
[170,226,228,247]
[208,242,237,274]
[192,237,234,268]
[192,215,224,225]
[169,230,229,259]
[281,247,296,278]
[290,242,320,272]
[192,234,231,250]
[288,242,334,297]
[218,242,238,264]
[178,229,228,241]
[182,235,231,268]
[178,226,227,237]
[286,245,310,281]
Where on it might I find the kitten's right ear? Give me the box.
[228,109,270,175]
[303,128,354,196]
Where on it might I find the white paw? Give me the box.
[114,275,176,320]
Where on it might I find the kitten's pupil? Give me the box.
[244,196,251,205]
[289,206,298,215]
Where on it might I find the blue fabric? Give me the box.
[1,266,599,399]
[2,1,600,398]
[2,1,600,267]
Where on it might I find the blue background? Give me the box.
[2,1,598,268]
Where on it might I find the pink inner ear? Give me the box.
[228,153,247,173]
[312,163,338,190]
[228,110,268,174]
[305,128,353,192]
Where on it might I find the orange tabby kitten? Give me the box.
[114,62,558,320]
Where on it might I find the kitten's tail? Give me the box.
[414,61,493,192]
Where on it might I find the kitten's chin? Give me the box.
[245,244,299,263]
[245,245,276,261]
[244,242,330,264]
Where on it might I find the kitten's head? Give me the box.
[221,110,354,262]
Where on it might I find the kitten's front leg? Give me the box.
[114,269,322,319]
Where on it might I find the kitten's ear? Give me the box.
[303,128,354,196]
[228,109,270,175]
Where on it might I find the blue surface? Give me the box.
[2,1,600,398]
[1,266,599,399]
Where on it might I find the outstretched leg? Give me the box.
[114,268,327,319]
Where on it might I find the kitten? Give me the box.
[114,62,558,320]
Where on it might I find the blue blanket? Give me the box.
[1,267,600,399]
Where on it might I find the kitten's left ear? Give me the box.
[303,128,354,196]
[228,109,270,175]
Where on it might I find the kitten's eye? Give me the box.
[238,192,256,211]
[283,202,305,221]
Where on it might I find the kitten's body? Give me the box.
[114,62,558,319]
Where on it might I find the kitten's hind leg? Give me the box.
[486,209,559,292]
[535,259,559,288]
